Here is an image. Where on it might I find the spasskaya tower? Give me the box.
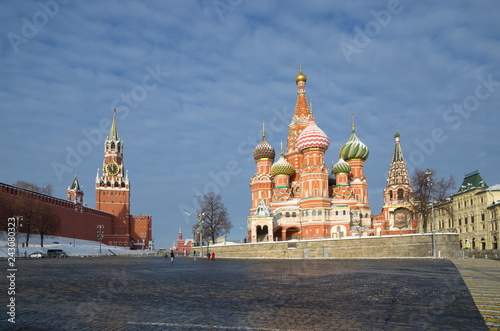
[95,109,152,249]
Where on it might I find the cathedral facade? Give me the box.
[247,68,416,242]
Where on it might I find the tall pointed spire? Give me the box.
[69,173,81,191]
[292,66,311,124]
[109,109,119,141]
[387,130,409,186]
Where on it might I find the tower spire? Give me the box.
[109,109,119,141]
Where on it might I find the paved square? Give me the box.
[2,257,487,330]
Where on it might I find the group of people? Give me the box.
[165,250,215,262]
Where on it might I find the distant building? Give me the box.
[434,171,500,250]
[246,68,416,242]
[173,226,193,255]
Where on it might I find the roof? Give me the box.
[457,170,488,193]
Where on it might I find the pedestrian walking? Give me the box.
[170,250,175,262]
[206,252,210,260]
[193,250,197,261]
[211,252,215,261]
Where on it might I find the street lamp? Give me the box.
[198,212,205,256]
[141,232,146,251]
[14,216,23,258]
[425,171,437,258]
[97,225,104,255]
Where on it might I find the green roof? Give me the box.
[457,170,488,193]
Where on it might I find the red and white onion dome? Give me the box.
[296,118,330,152]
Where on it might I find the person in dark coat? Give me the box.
[170,250,175,262]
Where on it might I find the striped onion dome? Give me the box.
[339,125,369,161]
[296,118,330,152]
[253,134,275,161]
[332,158,351,174]
[271,154,295,177]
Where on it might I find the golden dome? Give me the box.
[295,66,307,84]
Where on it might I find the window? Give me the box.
[471,216,475,224]
[292,212,296,217]
[397,189,404,200]
[343,210,346,215]
[335,211,338,216]
[318,210,322,216]
[312,210,316,216]
[389,190,393,200]
[482,214,485,222]
[465,217,468,225]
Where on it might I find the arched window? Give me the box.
[343,210,346,215]
[335,211,338,216]
[312,210,316,216]
[388,190,393,200]
[397,189,404,200]
[292,212,296,217]
[285,212,290,217]
[110,142,115,149]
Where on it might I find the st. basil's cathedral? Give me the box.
[247,68,416,242]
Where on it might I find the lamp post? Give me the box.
[15,216,23,258]
[141,232,146,251]
[198,212,205,256]
[97,225,104,255]
[425,171,437,258]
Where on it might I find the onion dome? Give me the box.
[271,154,295,177]
[253,122,276,161]
[332,158,351,174]
[394,131,400,138]
[339,116,369,160]
[296,118,330,152]
[295,66,307,84]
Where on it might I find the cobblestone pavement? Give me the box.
[453,259,500,330]
[1,257,488,330]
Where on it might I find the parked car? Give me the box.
[28,251,46,258]
[46,249,68,258]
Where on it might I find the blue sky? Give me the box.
[1,1,499,249]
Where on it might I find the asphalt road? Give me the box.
[1,257,489,330]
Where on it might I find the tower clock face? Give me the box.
[106,162,119,176]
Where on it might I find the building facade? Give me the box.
[247,68,416,242]
[434,171,500,250]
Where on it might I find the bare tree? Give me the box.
[0,192,17,231]
[13,181,53,196]
[411,169,455,232]
[195,192,232,245]
[33,204,61,247]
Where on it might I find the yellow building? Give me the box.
[434,171,500,250]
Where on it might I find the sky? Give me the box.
[1,0,499,249]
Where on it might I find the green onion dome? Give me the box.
[270,154,295,177]
[339,125,369,161]
[332,158,351,174]
[253,135,275,161]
